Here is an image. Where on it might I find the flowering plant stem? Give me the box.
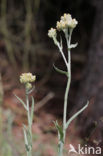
[15,72,35,156]
[58,29,72,156]
[48,14,89,156]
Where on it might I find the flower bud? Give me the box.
[25,83,32,90]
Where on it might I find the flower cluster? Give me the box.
[48,13,78,39]
[48,28,57,38]
[20,73,36,84]
[20,73,36,90]
[56,13,78,30]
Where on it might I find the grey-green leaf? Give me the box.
[54,121,64,143]
[69,42,78,49]
[53,64,68,77]
[23,127,29,151]
[30,96,34,124]
[14,94,27,110]
[66,101,89,129]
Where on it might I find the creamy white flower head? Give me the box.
[56,13,78,30]
[56,20,66,30]
[61,13,72,23]
[48,28,57,38]
[69,18,78,28]
[20,73,36,84]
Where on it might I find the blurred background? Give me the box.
[0,0,103,155]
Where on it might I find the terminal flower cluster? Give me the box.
[48,13,78,40]
[56,13,78,30]
[20,73,36,90]
[20,73,36,84]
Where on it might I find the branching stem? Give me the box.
[58,29,72,156]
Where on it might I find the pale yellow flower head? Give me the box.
[48,28,57,38]
[56,13,78,30]
[69,18,78,28]
[20,73,36,84]
[56,20,66,30]
[61,13,72,23]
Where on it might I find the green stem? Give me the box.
[58,73,71,156]
[58,29,73,156]
[63,74,71,140]
[53,37,68,69]
[58,142,63,156]
[26,92,32,156]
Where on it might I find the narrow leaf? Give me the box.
[27,129,32,147]
[14,94,27,110]
[23,127,29,151]
[54,121,64,142]
[66,101,89,129]
[31,96,34,124]
[27,87,35,94]
[53,64,68,77]
[69,43,78,49]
